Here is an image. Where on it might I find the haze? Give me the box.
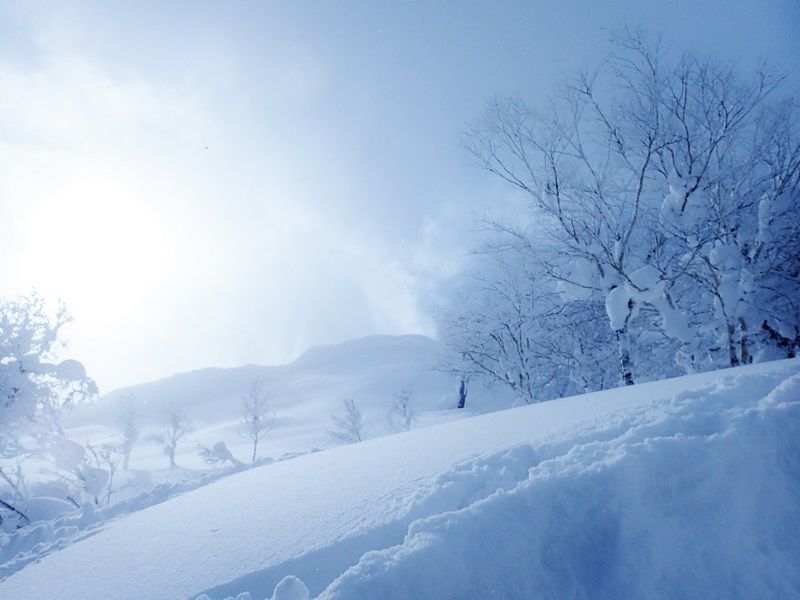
[1,0,797,392]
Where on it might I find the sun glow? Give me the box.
[9,162,178,329]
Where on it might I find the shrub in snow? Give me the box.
[155,406,192,468]
[389,388,417,432]
[198,441,242,467]
[44,440,120,507]
[328,398,365,444]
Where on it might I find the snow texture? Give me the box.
[605,285,632,331]
[272,576,311,600]
[0,359,797,599]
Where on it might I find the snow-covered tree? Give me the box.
[241,381,276,464]
[118,396,139,471]
[42,438,117,507]
[156,406,192,468]
[0,293,96,524]
[329,398,365,444]
[86,443,120,505]
[389,388,417,432]
[441,254,618,403]
[455,29,798,390]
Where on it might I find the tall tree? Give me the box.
[456,29,798,390]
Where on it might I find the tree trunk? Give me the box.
[762,320,798,359]
[457,377,468,409]
[615,328,635,386]
[727,321,740,367]
[251,440,258,464]
[0,499,29,527]
[738,318,751,364]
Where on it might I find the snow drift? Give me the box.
[0,360,797,599]
[321,370,800,600]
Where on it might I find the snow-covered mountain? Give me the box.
[4,358,798,599]
[64,334,468,468]
[76,334,454,424]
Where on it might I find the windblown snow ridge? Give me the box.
[314,371,800,599]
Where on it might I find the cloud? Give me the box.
[0,42,438,391]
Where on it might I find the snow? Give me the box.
[651,296,692,343]
[60,334,460,472]
[556,257,596,301]
[626,264,663,303]
[604,285,632,331]
[55,359,88,381]
[0,358,797,599]
[15,497,75,523]
[321,370,800,599]
[272,576,310,600]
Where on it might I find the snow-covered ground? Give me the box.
[1,357,798,599]
[62,334,472,473]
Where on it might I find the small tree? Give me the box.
[198,441,242,467]
[157,406,192,468]
[43,439,117,506]
[329,398,365,444]
[85,443,119,505]
[241,381,276,464]
[118,396,139,471]
[389,388,417,432]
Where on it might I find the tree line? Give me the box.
[442,30,799,405]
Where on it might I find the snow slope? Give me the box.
[78,334,453,427]
[2,359,798,599]
[63,334,468,470]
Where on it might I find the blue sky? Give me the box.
[1,0,797,391]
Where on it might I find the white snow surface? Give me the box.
[1,359,798,599]
[60,334,467,472]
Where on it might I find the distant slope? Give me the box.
[63,334,465,469]
[5,359,798,600]
[73,334,451,425]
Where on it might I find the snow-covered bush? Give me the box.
[329,398,365,444]
[155,406,192,468]
[0,293,96,526]
[389,388,417,431]
[198,441,242,467]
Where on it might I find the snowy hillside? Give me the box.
[2,359,798,599]
[63,335,467,469]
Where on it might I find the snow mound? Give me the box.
[272,575,311,600]
[319,371,800,599]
